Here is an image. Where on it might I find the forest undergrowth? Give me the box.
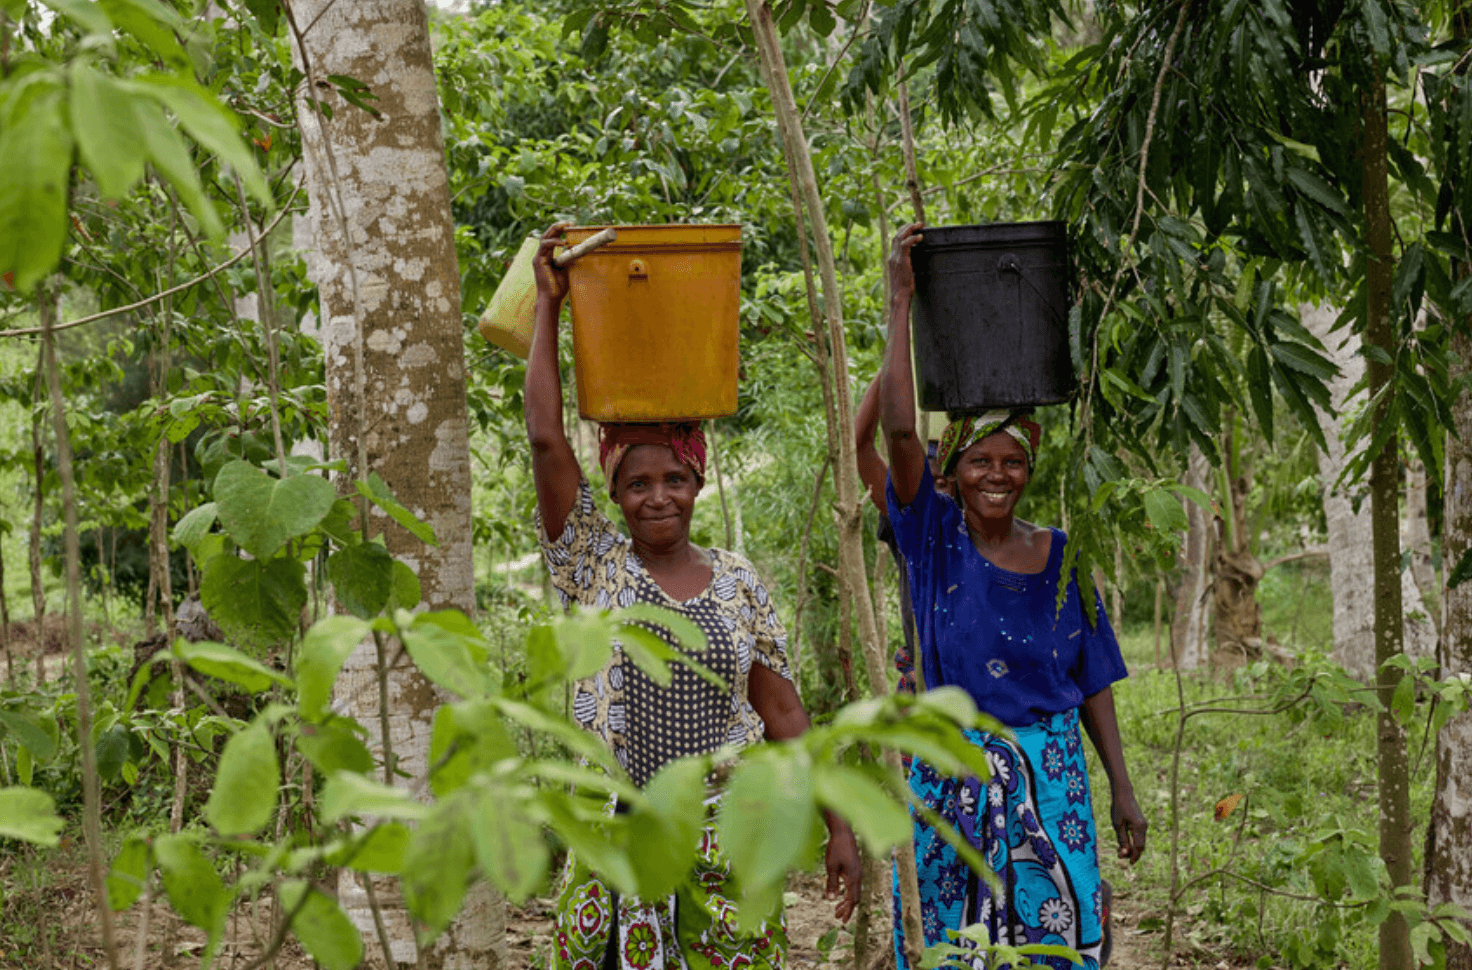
[0,559,1443,970]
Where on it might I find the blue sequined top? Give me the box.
[887,463,1128,728]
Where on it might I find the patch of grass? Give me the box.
[1095,635,1438,970]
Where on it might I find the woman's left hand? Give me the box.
[1110,787,1148,864]
[824,820,862,922]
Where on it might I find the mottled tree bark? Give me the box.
[1171,445,1212,670]
[1304,303,1435,682]
[288,1,502,966]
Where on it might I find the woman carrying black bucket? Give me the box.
[525,222,861,970]
[879,223,1146,970]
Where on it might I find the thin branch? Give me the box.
[0,193,301,339]
[800,1,870,124]
[1261,547,1329,572]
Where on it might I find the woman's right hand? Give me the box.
[888,222,924,301]
[533,221,571,307]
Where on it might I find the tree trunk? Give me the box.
[288,1,502,966]
[1430,4,1472,945]
[1363,73,1413,970]
[28,346,46,684]
[1171,444,1212,670]
[742,4,923,964]
[1305,303,1436,681]
[1212,417,1264,669]
[1403,459,1436,625]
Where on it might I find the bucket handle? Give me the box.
[554,227,618,268]
[998,252,1070,327]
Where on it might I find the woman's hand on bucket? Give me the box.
[534,221,571,307]
[888,222,924,301]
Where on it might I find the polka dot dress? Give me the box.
[539,480,792,786]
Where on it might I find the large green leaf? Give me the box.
[200,555,308,647]
[296,722,374,776]
[0,708,58,762]
[620,758,705,899]
[38,0,112,33]
[107,836,151,911]
[0,87,74,294]
[718,753,815,894]
[326,542,394,618]
[204,722,279,836]
[135,98,221,237]
[320,772,428,824]
[812,764,910,853]
[69,65,146,199]
[326,822,410,874]
[97,0,188,67]
[0,787,63,845]
[468,783,548,901]
[279,880,364,970]
[154,834,228,937]
[172,501,219,555]
[296,615,370,721]
[213,460,337,560]
[134,75,269,202]
[400,617,491,700]
[174,638,292,692]
[357,473,438,547]
[402,796,475,938]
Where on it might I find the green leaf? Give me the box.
[135,76,269,202]
[38,0,112,34]
[95,725,130,781]
[242,0,279,33]
[0,88,74,294]
[326,542,394,618]
[0,787,63,845]
[1390,673,1415,725]
[1142,488,1189,533]
[154,834,228,936]
[620,757,706,899]
[135,98,222,236]
[107,836,151,910]
[172,502,219,554]
[205,722,279,836]
[296,616,369,721]
[357,473,438,546]
[0,708,58,762]
[199,555,308,647]
[279,880,364,970]
[214,460,337,560]
[1269,342,1337,381]
[98,0,187,66]
[296,722,374,775]
[718,753,815,893]
[69,65,146,199]
[389,560,422,611]
[813,765,910,852]
[401,614,491,700]
[1286,166,1350,217]
[469,783,549,901]
[174,638,292,692]
[320,772,428,824]
[1447,546,1472,591]
[326,823,410,874]
[403,796,475,938]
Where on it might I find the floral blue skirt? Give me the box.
[892,708,1103,970]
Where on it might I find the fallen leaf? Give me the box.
[1214,793,1242,821]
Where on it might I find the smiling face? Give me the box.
[613,444,702,550]
[952,432,1030,522]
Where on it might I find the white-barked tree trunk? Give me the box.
[289,1,503,966]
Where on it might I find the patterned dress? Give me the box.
[887,465,1128,970]
[540,480,792,970]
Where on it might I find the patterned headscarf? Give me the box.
[936,410,1041,475]
[599,422,708,496]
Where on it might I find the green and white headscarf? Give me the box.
[936,410,1041,475]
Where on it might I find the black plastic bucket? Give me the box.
[910,221,1075,414]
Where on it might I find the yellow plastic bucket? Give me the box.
[478,235,541,359]
[567,224,742,422]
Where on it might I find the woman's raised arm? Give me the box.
[525,222,584,539]
[880,223,926,506]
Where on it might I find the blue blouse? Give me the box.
[886,463,1128,728]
